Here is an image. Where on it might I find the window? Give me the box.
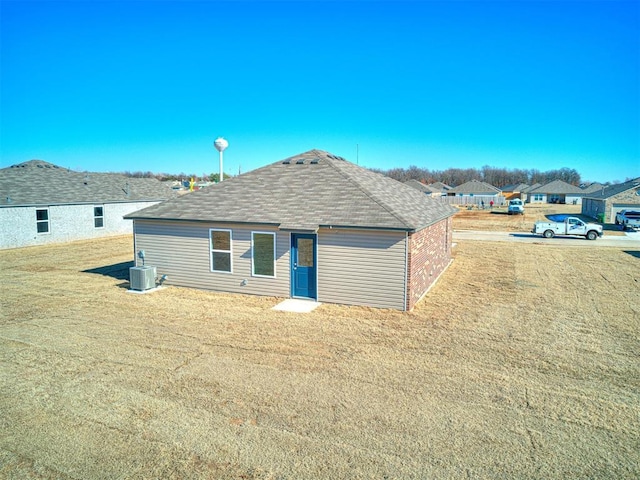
[209,229,232,273]
[534,194,544,201]
[296,238,314,267]
[36,208,50,234]
[94,206,104,228]
[252,232,275,277]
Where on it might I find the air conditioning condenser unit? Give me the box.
[129,266,156,291]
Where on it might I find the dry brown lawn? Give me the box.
[1,235,639,479]
[452,203,626,236]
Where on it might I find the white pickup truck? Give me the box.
[615,210,640,231]
[508,199,524,215]
[532,217,603,240]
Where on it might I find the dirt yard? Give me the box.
[1,235,639,479]
[452,203,626,235]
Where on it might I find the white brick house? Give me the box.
[0,160,176,249]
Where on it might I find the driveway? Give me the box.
[453,230,640,247]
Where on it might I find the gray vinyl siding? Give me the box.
[317,228,407,310]
[133,220,290,297]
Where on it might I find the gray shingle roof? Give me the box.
[428,182,451,191]
[404,179,439,194]
[580,182,605,194]
[501,183,529,192]
[528,179,584,195]
[126,150,457,232]
[582,178,640,199]
[448,180,501,194]
[0,160,177,207]
[522,183,541,193]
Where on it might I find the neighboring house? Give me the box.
[0,160,176,249]
[500,183,529,200]
[445,180,502,205]
[581,178,640,223]
[526,180,585,204]
[448,180,501,197]
[125,150,458,311]
[428,182,452,195]
[521,183,541,203]
[580,182,605,194]
[404,179,441,196]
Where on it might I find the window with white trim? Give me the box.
[252,232,275,277]
[209,229,232,273]
[94,206,104,228]
[36,208,50,234]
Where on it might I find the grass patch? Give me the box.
[1,235,639,478]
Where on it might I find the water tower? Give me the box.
[214,137,228,182]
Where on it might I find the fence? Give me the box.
[436,195,506,207]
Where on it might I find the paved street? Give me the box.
[453,230,640,247]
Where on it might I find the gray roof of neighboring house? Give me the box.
[522,183,542,193]
[528,179,584,195]
[501,183,529,192]
[580,182,606,194]
[582,178,640,200]
[448,180,501,194]
[126,149,458,232]
[428,182,452,191]
[0,160,177,207]
[404,179,439,194]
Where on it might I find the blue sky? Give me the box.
[1,0,638,183]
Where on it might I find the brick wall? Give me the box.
[0,201,160,250]
[405,217,453,310]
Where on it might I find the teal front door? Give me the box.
[291,234,317,299]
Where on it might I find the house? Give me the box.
[446,180,502,205]
[404,179,441,196]
[125,150,458,311]
[526,180,585,204]
[428,182,452,195]
[500,183,529,200]
[521,183,541,203]
[448,180,501,197]
[580,182,606,194]
[581,178,640,223]
[0,160,176,249]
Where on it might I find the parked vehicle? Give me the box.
[531,217,603,240]
[508,199,524,215]
[614,210,640,231]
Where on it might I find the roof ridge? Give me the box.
[323,154,417,229]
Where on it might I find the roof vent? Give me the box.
[310,159,319,164]
[282,160,291,164]
[296,159,304,164]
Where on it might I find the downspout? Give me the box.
[404,231,409,311]
[132,220,137,267]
